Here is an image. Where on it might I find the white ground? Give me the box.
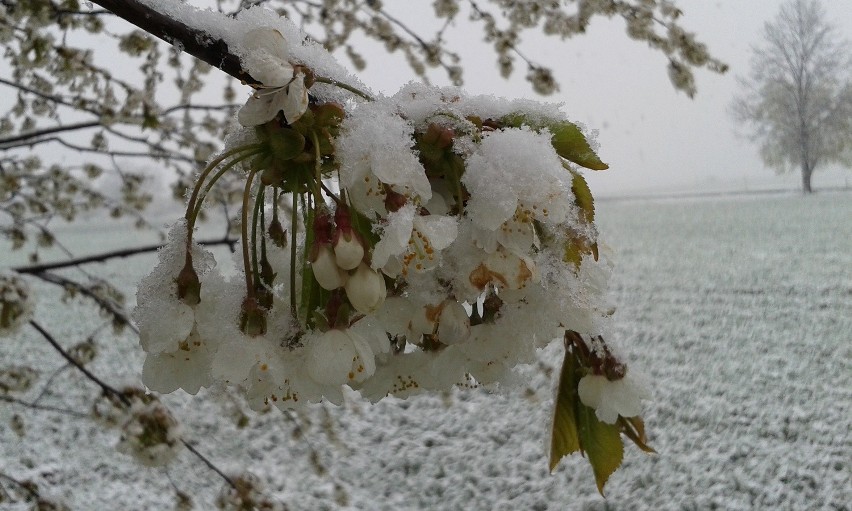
[1,192,850,510]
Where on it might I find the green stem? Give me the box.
[319,181,343,207]
[310,131,326,205]
[191,148,264,225]
[185,144,260,230]
[251,184,266,289]
[241,169,260,298]
[289,180,299,321]
[314,76,374,101]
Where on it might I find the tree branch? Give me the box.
[13,237,238,274]
[0,394,90,419]
[0,121,102,146]
[30,320,131,406]
[90,0,254,84]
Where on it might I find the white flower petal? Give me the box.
[243,28,290,62]
[282,73,309,124]
[238,90,288,127]
[371,204,415,269]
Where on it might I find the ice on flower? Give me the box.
[142,327,213,395]
[371,204,458,275]
[337,102,431,215]
[305,328,376,386]
[577,372,652,424]
[237,28,309,126]
[134,221,216,357]
[469,248,539,293]
[0,271,33,337]
[463,127,574,231]
[137,300,194,354]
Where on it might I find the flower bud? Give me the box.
[437,300,470,345]
[344,263,386,314]
[333,228,364,270]
[311,244,348,290]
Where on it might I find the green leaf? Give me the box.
[550,122,608,171]
[618,416,657,454]
[569,169,595,224]
[549,345,582,471]
[577,403,624,495]
[499,114,608,170]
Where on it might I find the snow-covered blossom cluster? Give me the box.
[133,24,649,438]
[216,472,285,511]
[92,388,183,467]
[0,271,33,337]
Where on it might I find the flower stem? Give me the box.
[191,147,264,228]
[185,144,261,230]
[250,185,266,290]
[241,169,260,298]
[289,178,299,321]
[314,76,374,101]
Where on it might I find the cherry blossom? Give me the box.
[237,28,309,126]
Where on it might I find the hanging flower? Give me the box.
[305,328,376,386]
[344,263,386,314]
[311,244,348,290]
[237,28,309,126]
[577,372,652,424]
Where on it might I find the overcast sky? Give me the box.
[350,1,852,197]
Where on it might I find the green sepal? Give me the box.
[269,128,306,161]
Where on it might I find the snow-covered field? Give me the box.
[2,192,850,510]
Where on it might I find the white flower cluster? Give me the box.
[94,388,183,468]
[134,22,646,425]
[0,271,33,337]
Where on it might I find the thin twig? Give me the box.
[13,237,238,274]
[181,440,236,489]
[29,320,131,406]
[0,394,90,419]
[0,121,102,146]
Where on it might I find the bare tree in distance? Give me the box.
[732,0,852,193]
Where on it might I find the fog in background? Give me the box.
[351,1,852,197]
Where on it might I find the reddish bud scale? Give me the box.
[175,257,201,306]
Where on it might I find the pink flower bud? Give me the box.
[344,263,386,314]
